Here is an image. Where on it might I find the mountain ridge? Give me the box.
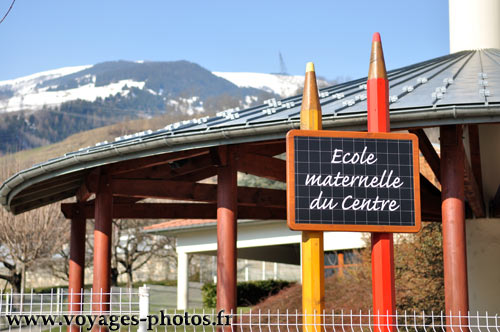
[0,60,316,154]
[0,60,316,114]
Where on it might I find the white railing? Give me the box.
[231,310,500,332]
[0,288,141,315]
[0,287,499,332]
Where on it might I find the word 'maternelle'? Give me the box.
[305,147,404,212]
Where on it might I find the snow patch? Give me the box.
[167,96,204,115]
[0,80,145,112]
[244,95,258,106]
[213,72,317,98]
[0,65,92,89]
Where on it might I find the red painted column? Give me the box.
[367,33,396,331]
[67,208,86,332]
[440,125,469,329]
[92,173,113,321]
[216,146,237,322]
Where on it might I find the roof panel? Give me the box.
[436,51,486,106]
[392,52,473,109]
[479,50,500,103]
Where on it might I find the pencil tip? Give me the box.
[300,62,322,130]
[306,62,315,73]
[306,62,314,73]
[368,32,387,79]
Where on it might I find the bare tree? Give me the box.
[45,217,178,288]
[0,204,69,292]
[111,219,176,288]
[46,220,94,282]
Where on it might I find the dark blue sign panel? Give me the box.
[286,130,421,233]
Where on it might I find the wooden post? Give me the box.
[367,33,396,331]
[67,207,86,332]
[337,252,344,277]
[300,62,324,332]
[92,173,113,323]
[440,125,469,329]
[216,146,237,323]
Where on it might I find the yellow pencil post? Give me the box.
[300,62,325,332]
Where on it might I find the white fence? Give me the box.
[0,288,141,315]
[0,287,499,332]
[234,310,500,332]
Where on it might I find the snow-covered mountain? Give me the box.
[0,65,138,113]
[0,60,325,154]
[0,61,315,114]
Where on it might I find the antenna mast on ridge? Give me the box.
[279,52,288,75]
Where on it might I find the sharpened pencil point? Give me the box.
[368,33,387,80]
[300,62,322,130]
[306,62,315,73]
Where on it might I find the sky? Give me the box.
[0,0,450,82]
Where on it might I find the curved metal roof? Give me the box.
[2,49,500,214]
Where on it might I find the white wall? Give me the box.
[176,220,365,257]
[449,0,500,52]
[465,124,500,311]
[466,218,500,312]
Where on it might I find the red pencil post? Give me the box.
[367,32,396,332]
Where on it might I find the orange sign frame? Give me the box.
[286,129,421,233]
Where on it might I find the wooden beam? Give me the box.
[467,125,483,193]
[61,202,286,220]
[13,178,82,203]
[81,196,143,210]
[420,174,442,222]
[237,185,285,208]
[76,182,91,202]
[12,188,77,214]
[409,128,440,181]
[83,169,101,193]
[492,185,500,218]
[73,168,100,203]
[113,163,173,180]
[68,176,441,222]
[239,140,286,156]
[177,166,217,182]
[115,153,217,179]
[237,153,286,182]
[107,147,209,175]
[17,172,84,194]
[110,179,285,208]
[111,178,214,200]
[411,127,484,218]
[464,154,485,217]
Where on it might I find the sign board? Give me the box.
[286,130,421,233]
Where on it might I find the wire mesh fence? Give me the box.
[0,288,141,315]
[0,288,140,331]
[0,288,499,332]
[231,310,500,332]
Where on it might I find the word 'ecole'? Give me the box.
[331,146,377,165]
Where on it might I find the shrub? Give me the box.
[202,280,293,308]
